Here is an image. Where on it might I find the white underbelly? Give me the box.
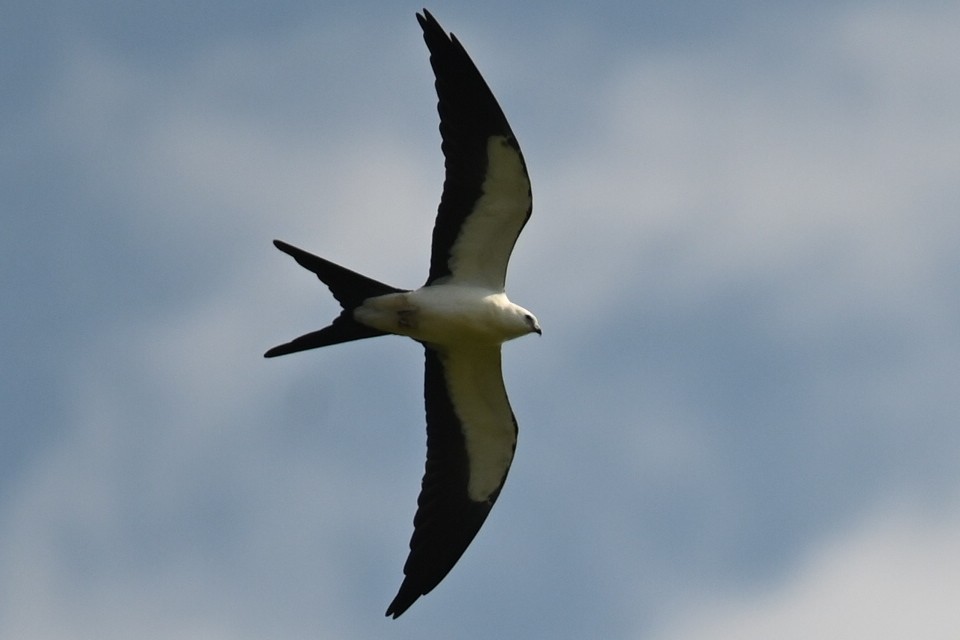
[353,286,516,346]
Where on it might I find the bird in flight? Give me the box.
[265,9,539,618]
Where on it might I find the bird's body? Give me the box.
[354,286,538,346]
[266,10,538,618]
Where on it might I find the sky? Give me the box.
[3,1,960,638]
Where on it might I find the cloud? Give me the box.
[649,499,960,640]
[4,3,960,639]
[530,1,960,316]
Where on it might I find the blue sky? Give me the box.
[3,1,960,638]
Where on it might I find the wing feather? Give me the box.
[386,344,517,618]
[418,10,532,290]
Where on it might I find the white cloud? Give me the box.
[6,3,960,639]
[649,499,960,640]
[527,2,960,326]
[43,29,438,277]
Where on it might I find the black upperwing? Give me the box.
[418,9,532,290]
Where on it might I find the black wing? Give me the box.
[386,344,517,618]
[418,10,532,290]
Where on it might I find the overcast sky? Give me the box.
[3,1,960,638]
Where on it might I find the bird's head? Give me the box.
[510,304,541,338]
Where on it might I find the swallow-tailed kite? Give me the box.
[265,9,539,618]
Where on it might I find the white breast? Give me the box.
[354,285,528,347]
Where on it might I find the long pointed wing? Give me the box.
[418,10,532,291]
[385,344,518,618]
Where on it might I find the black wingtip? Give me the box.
[385,583,421,619]
[263,344,287,358]
[416,8,433,25]
[416,9,446,40]
[272,238,296,257]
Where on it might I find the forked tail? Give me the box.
[264,240,408,358]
